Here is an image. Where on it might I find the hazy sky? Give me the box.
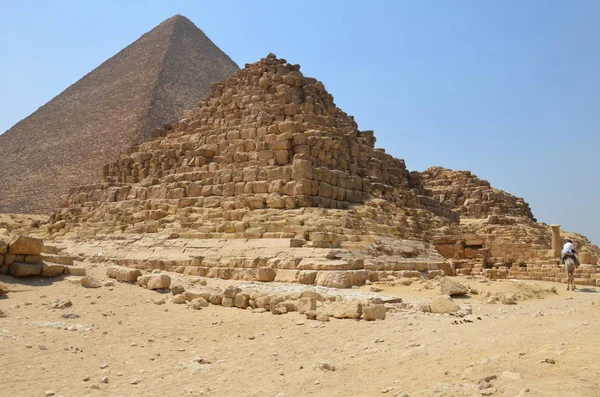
[1,1,598,245]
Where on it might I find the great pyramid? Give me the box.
[0,15,238,214]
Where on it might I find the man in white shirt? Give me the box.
[561,239,579,266]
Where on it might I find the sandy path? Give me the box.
[1,270,599,397]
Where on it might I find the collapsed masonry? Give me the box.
[414,168,600,284]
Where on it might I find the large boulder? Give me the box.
[146,274,171,290]
[8,235,43,255]
[325,300,362,319]
[9,262,42,277]
[440,278,468,296]
[107,267,142,283]
[430,296,460,314]
[362,304,386,321]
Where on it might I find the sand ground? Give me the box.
[1,267,599,397]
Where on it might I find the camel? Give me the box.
[564,257,577,291]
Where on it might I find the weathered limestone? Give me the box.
[107,266,142,283]
[412,167,534,220]
[147,274,171,290]
[551,224,561,258]
[9,262,42,277]
[430,296,460,314]
[8,235,43,255]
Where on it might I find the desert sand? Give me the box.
[1,267,598,397]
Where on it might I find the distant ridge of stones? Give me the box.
[0,15,238,214]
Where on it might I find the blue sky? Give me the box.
[1,1,598,245]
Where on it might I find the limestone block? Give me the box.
[41,262,65,277]
[440,278,468,296]
[297,297,317,313]
[41,254,74,266]
[209,293,224,305]
[292,159,313,180]
[430,296,460,314]
[116,268,142,283]
[326,300,362,319]
[67,266,86,276]
[257,267,276,282]
[147,274,171,290]
[9,262,42,277]
[234,294,250,309]
[8,235,43,255]
[362,304,386,321]
[315,271,352,288]
[274,269,299,283]
[24,255,42,264]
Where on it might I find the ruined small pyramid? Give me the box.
[48,53,600,286]
[53,53,459,240]
[0,15,239,214]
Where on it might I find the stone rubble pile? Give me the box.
[106,266,391,321]
[412,167,534,220]
[0,234,82,278]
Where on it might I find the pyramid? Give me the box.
[0,15,238,214]
[45,54,462,286]
[34,54,600,287]
[52,53,459,237]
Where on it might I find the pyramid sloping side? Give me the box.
[0,15,238,214]
[145,17,239,136]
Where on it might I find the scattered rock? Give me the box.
[500,371,522,381]
[501,293,517,305]
[430,296,460,314]
[544,358,556,364]
[50,297,72,309]
[190,297,208,310]
[362,304,386,321]
[313,360,336,371]
[171,285,185,295]
[81,276,101,288]
[171,294,186,304]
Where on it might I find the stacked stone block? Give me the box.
[412,167,534,220]
[51,54,458,241]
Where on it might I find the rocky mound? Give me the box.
[411,166,534,220]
